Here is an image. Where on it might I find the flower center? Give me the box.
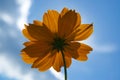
[52,37,67,51]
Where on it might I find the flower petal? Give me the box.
[77,55,88,61]
[73,13,81,30]
[65,13,81,41]
[20,52,37,64]
[53,52,72,72]
[21,41,51,58]
[23,41,35,46]
[75,24,93,41]
[26,24,53,42]
[53,52,63,72]
[32,51,55,72]
[38,54,55,72]
[64,42,80,59]
[65,56,72,68]
[79,43,93,51]
[33,20,43,26]
[58,10,77,37]
[76,43,92,61]
[43,10,59,33]
[22,25,36,41]
[60,7,69,17]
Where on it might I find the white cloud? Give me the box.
[0,54,34,80]
[82,35,117,53]
[50,68,64,80]
[93,44,117,53]
[16,0,32,30]
[0,13,14,25]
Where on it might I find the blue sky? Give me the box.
[0,0,120,80]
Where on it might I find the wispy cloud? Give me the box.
[93,44,117,53]
[50,68,64,80]
[0,12,14,25]
[0,54,34,80]
[16,0,32,30]
[83,35,117,53]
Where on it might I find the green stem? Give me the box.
[61,50,67,80]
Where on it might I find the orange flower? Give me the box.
[21,7,93,72]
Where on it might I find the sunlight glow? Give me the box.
[50,68,64,80]
[16,0,32,30]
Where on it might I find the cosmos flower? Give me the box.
[21,7,93,72]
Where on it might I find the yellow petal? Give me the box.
[60,7,69,17]
[33,20,43,26]
[78,43,93,52]
[64,42,80,59]
[32,52,55,72]
[23,41,35,46]
[23,41,49,47]
[22,25,36,41]
[58,10,77,38]
[53,52,63,72]
[38,54,55,72]
[65,56,72,68]
[20,52,37,64]
[65,28,80,41]
[61,13,81,41]
[43,10,59,33]
[53,52,71,72]
[65,13,81,41]
[63,51,72,58]
[21,42,51,58]
[77,55,88,61]
[73,13,81,30]
[75,24,93,41]
[26,24,53,42]
[76,43,92,61]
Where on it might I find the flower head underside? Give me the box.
[21,7,93,72]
